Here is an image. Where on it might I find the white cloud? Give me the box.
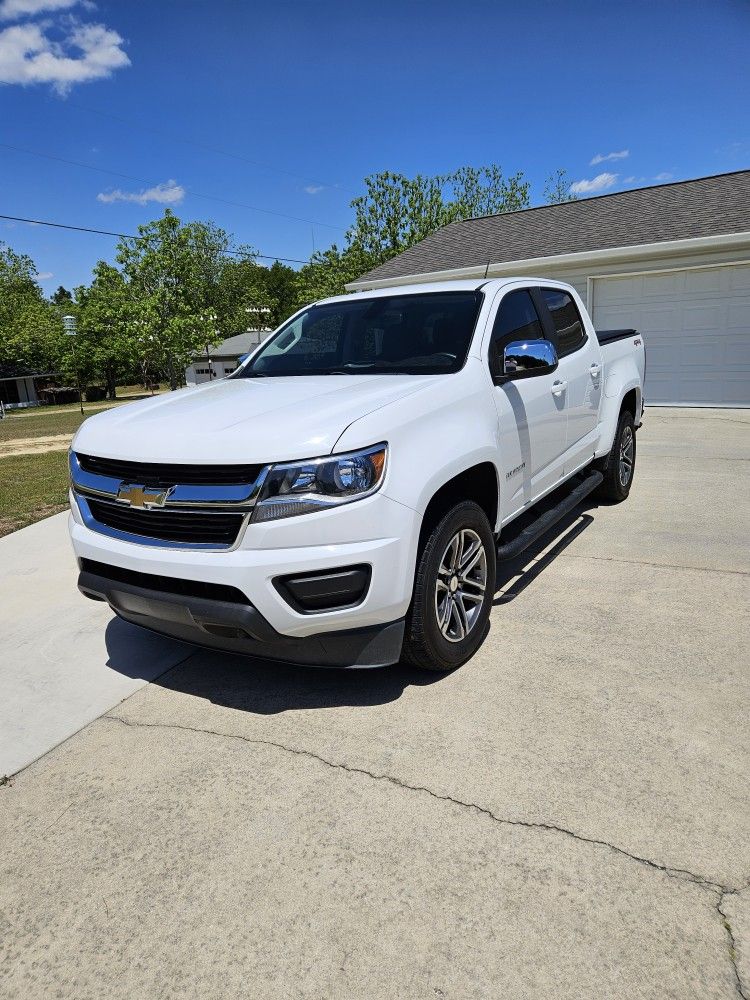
[304,184,324,195]
[37,270,53,279]
[0,0,80,20]
[590,149,629,165]
[570,172,618,195]
[97,179,185,205]
[0,16,129,95]
[653,171,673,181]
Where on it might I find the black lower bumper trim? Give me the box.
[78,569,404,668]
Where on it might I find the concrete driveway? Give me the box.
[1,408,748,999]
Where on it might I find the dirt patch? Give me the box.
[0,503,68,538]
[0,434,72,458]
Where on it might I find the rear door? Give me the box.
[487,286,568,519]
[537,286,602,472]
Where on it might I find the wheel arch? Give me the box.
[417,462,500,556]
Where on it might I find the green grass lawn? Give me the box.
[0,450,70,537]
[0,390,165,443]
[0,408,93,442]
[0,387,169,536]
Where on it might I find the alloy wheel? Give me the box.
[434,528,488,643]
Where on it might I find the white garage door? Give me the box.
[592,263,750,405]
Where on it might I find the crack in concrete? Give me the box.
[718,889,750,1000]
[100,712,750,995]
[560,552,750,577]
[102,713,734,893]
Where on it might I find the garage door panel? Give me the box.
[729,267,750,291]
[686,269,724,293]
[642,272,682,297]
[593,263,750,405]
[728,303,749,329]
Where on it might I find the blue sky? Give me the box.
[0,0,748,292]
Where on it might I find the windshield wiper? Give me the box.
[320,366,377,375]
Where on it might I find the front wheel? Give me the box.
[402,501,496,672]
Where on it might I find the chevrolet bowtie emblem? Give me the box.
[116,483,173,509]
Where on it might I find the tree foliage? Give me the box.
[116,210,247,389]
[544,168,578,204]
[349,166,530,267]
[0,242,65,377]
[74,262,135,397]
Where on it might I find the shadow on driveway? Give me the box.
[104,480,601,713]
[104,615,444,713]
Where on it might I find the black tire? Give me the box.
[402,501,496,672]
[598,409,637,502]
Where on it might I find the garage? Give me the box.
[348,170,750,408]
[592,263,750,406]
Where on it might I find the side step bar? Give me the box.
[496,469,603,561]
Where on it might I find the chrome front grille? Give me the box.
[70,452,270,550]
[76,453,264,487]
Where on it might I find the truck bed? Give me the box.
[596,328,637,345]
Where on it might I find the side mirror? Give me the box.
[496,339,558,382]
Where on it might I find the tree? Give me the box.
[264,261,299,326]
[0,242,65,377]
[214,257,271,335]
[349,166,531,267]
[75,262,135,398]
[544,169,579,205]
[295,242,374,305]
[443,165,530,221]
[117,210,244,389]
[52,286,73,305]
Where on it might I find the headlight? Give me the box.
[252,443,387,522]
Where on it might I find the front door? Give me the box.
[487,287,568,521]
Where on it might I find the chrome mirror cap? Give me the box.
[502,339,558,378]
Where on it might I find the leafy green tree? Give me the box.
[117,210,240,389]
[349,166,531,267]
[215,257,274,333]
[443,165,530,221]
[295,242,374,305]
[264,261,299,326]
[52,286,74,306]
[0,242,65,377]
[75,262,135,398]
[544,169,579,204]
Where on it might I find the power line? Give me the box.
[65,98,356,195]
[0,213,309,264]
[0,142,346,231]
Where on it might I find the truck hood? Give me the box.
[72,374,438,464]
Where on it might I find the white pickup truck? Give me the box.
[70,278,645,671]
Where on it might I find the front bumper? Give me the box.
[78,563,405,668]
[69,489,420,664]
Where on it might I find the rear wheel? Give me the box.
[402,501,495,672]
[598,409,637,502]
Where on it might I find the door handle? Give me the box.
[551,379,568,396]
[589,363,601,378]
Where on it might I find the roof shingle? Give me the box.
[353,170,750,284]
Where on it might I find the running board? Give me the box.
[496,470,603,561]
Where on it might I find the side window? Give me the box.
[541,288,586,356]
[488,289,545,374]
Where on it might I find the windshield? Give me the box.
[236,290,483,377]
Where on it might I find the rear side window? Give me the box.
[541,288,586,355]
[488,289,545,373]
